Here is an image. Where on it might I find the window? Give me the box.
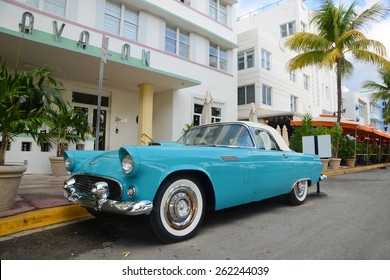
[104,1,138,41]
[261,49,271,70]
[165,26,177,54]
[209,42,228,71]
[165,25,190,58]
[252,129,279,150]
[25,0,66,16]
[262,85,272,106]
[123,7,138,40]
[0,142,11,151]
[290,95,298,112]
[43,0,66,16]
[41,143,50,152]
[289,70,296,82]
[238,49,254,70]
[303,74,309,90]
[25,0,38,8]
[193,104,222,126]
[22,142,32,152]
[371,119,380,129]
[280,21,296,37]
[209,0,228,25]
[238,85,255,105]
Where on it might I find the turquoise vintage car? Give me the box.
[64,121,325,243]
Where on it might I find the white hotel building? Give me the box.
[236,0,337,130]
[0,0,238,173]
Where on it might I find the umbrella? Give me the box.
[249,102,258,122]
[282,125,289,146]
[201,90,213,124]
[276,125,282,135]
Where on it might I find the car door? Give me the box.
[251,129,294,196]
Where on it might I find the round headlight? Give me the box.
[64,156,71,171]
[122,154,134,174]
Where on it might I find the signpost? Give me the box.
[302,135,331,196]
[95,35,109,150]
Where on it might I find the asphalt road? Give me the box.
[1,168,389,260]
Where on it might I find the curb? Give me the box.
[0,163,389,237]
[0,204,90,237]
[323,162,390,177]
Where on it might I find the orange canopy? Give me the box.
[291,114,390,142]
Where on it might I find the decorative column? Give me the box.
[138,83,154,145]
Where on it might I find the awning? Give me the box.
[291,114,390,142]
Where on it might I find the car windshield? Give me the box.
[177,124,254,147]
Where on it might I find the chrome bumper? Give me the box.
[63,178,153,216]
[319,174,327,181]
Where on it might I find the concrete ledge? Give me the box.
[0,204,90,236]
[323,163,390,177]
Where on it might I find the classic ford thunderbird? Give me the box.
[64,121,325,243]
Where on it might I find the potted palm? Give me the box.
[339,135,356,167]
[0,59,64,209]
[39,100,92,176]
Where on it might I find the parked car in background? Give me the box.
[64,122,325,243]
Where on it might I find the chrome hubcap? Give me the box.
[165,186,197,230]
[295,181,306,199]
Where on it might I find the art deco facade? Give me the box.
[0,0,238,173]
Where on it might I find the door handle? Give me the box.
[282,153,289,160]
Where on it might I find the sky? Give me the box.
[236,0,390,92]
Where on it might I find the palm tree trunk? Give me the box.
[336,59,343,123]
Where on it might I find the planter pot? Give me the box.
[49,156,67,176]
[320,158,329,171]
[0,165,27,210]
[344,159,356,168]
[329,158,341,169]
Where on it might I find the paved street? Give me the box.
[1,168,389,260]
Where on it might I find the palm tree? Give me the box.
[284,0,390,123]
[0,58,65,165]
[362,69,390,123]
[39,100,92,157]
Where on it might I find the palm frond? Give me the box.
[352,3,389,32]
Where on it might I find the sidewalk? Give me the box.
[0,174,90,237]
[1,163,389,238]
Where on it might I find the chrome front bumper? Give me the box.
[319,174,327,181]
[63,178,153,216]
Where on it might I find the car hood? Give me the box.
[72,150,124,178]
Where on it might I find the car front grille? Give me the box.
[72,174,122,200]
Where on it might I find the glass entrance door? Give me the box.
[72,92,110,151]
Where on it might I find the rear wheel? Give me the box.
[285,180,308,206]
[150,175,205,243]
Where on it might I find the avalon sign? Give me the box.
[18,11,151,66]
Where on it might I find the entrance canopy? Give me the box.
[291,114,390,143]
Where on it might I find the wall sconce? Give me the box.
[115,117,127,123]
[115,117,127,134]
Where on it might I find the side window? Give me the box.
[253,129,279,150]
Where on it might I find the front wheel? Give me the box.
[150,175,205,243]
[285,180,308,206]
